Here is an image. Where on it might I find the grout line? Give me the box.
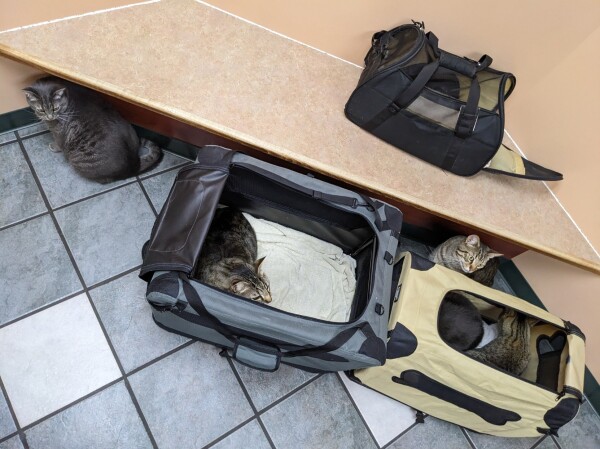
[335,372,381,448]
[200,416,257,449]
[551,435,563,449]
[255,415,277,449]
[0,0,161,34]
[224,358,277,449]
[51,179,139,212]
[15,133,163,447]
[226,357,260,415]
[0,290,85,331]
[0,211,49,233]
[126,340,196,377]
[0,431,18,445]
[380,421,419,449]
[530,435,552,449]
[503,129,600,261]
[19,378,123,432]
[255,373,323,417]
[15,129,51,141]
[137,180,159,217]
[0,376,29,449]
[460,427,477,449]
[87,265,143,290]
[195,0,362,69]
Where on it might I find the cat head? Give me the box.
[23,78,69,122]
[229,257,272,303]
[455,234,502,273]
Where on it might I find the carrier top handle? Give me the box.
[365,26,490,139]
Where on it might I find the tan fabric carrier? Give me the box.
[351,252,586,437]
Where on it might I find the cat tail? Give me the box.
[138,138,163,174]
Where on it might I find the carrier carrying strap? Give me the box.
[182,276,371,366]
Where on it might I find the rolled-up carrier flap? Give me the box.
[483,144,563,181]
[139,146,235,281]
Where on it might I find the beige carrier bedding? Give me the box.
[352,251,586,437]
[244,213,356,322]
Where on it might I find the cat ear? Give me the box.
[487,251,503,259]
[465,234,480,247]
[22,88,40,106]
[254,257,266,272]
[52,88,68,108]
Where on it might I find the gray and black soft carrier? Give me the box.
[139,145,403,372]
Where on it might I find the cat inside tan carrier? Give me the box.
[351,251,586,437]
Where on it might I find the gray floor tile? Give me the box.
[552,401,600,449]
[466,429,545,449]
[535,435,559,449]
[139,150,189,179]
[210,420,271,449]
[55,184,155,286]
[141,168,178,212]
[25,382,152,449]
[0,294,121,426]
[233,360,316,411]
[128,343,253,449]
[0,142,46,228]
[89,272,189,373]
[0,215,82,325]
[16,122,48,138]
[387,417,469,449]
[22,133,131,208]
[0,389,16,439]
[261,374,377,449]
[0,436,24,449]
[0,131,17,145]
[339,372,416,446]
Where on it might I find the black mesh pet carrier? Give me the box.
[345,21,562,181]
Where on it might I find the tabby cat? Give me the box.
[429,234,502,287]
[23,76,162,183]
[466,309,534,375]
[194,208,272,303]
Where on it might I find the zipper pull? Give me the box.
[411,20,425,30]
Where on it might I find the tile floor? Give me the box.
[1,122,599,449]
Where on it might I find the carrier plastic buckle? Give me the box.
[388,102,402,114]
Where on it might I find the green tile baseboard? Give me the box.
[1,106,598,417]
[0,107,37,134]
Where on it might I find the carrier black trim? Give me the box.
[386,323,418,358]
[543,397,580,432]
[392,370,521,425]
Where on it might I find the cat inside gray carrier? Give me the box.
[139,145,402,372]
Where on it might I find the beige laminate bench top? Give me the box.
[1,0,598,273]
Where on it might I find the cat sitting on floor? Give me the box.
[23,76,162,183]
[194,207,272,303]
[429,234,502,287]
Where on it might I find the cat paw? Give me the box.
[48,142,62,153]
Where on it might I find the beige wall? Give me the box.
[0,0,137,113]
[0,1,598,376]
